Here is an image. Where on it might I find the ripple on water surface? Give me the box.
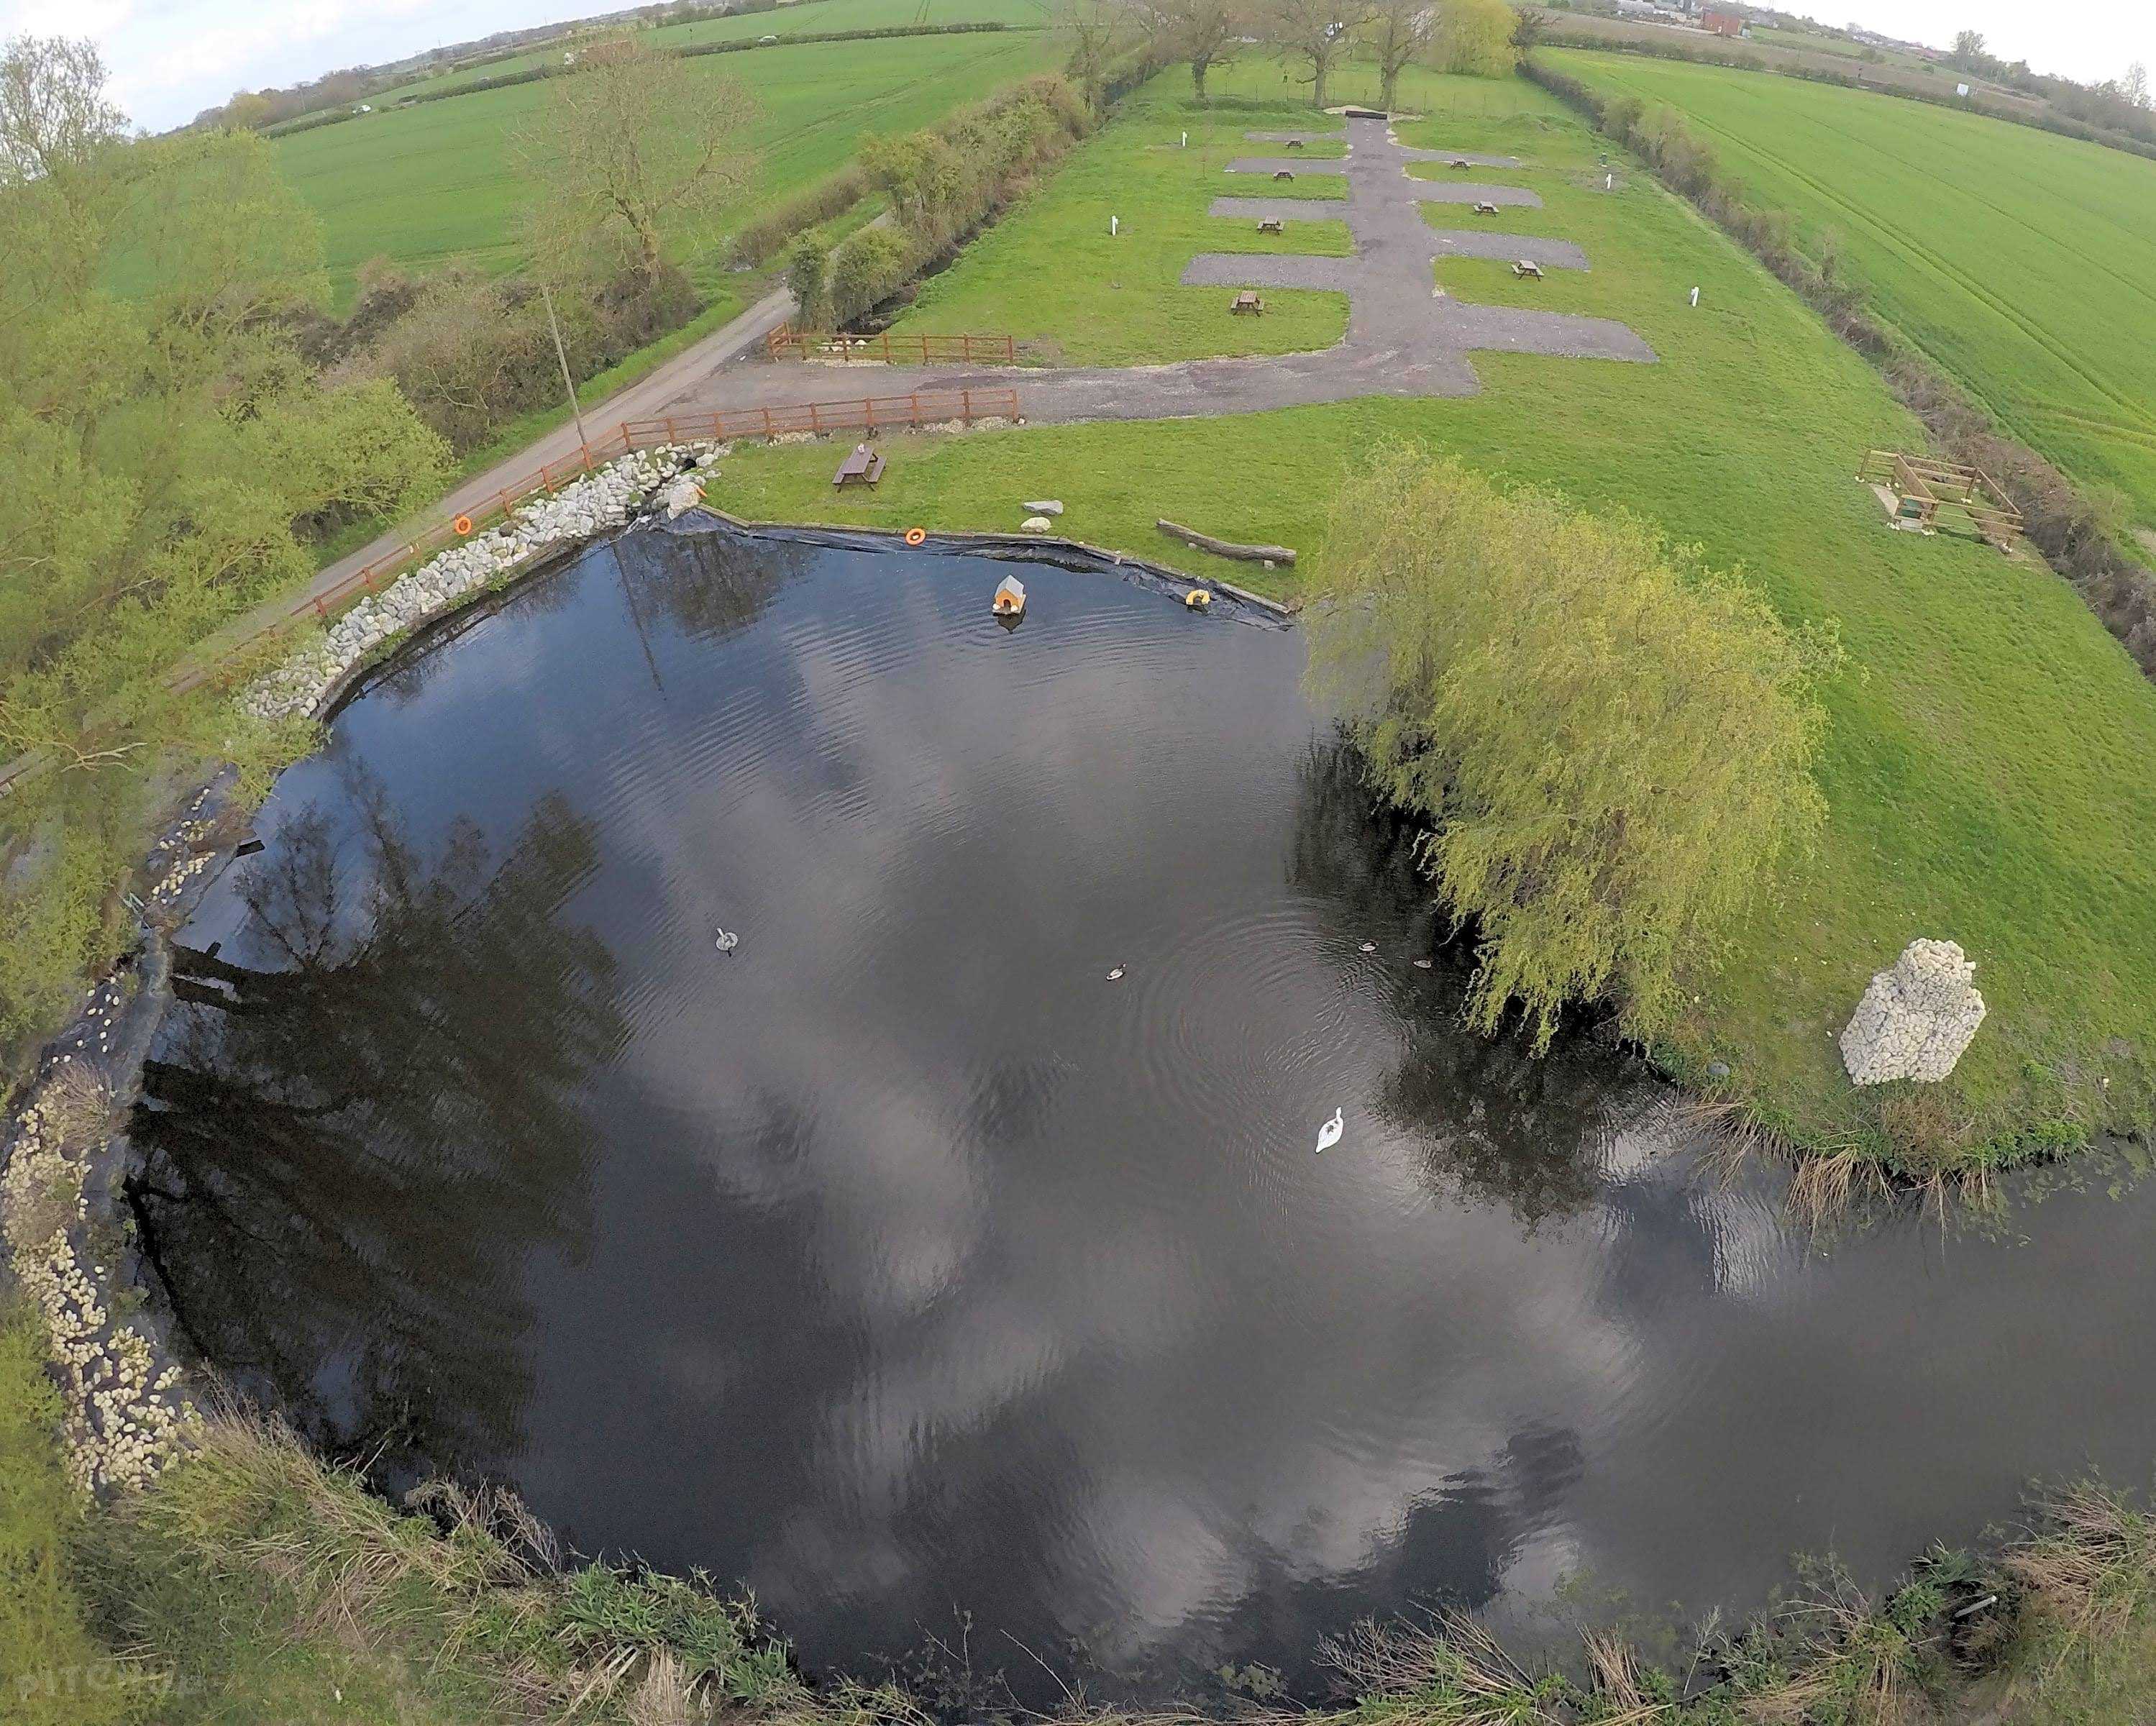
[134,524,2156,1708]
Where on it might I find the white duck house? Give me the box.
[992,576,1027,616]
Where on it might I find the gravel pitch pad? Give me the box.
[1407,181,1543,208]
[661,115,1653,426]
[1429,231,1591,270]
[1244,130,1346,144]
[1227,156,1349,178]
[1207,196,1353,224]
[1400,147,1525,168]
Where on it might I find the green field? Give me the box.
[1556,50,2156,533]
[709,66,2156,1161]
[371,0,1050,103]
[270,22,1060,306]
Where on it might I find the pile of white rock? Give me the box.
[243,444,723,723]
[3,1050,200,1494]
[1840,938,1988,1086]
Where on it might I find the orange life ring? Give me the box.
[452,514,473,536]
[904,526,926,547]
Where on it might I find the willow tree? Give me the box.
[0,35,448,1058]
[1433,0,1521,78]
[1307,447,1832,1049]
[516,35,756,289]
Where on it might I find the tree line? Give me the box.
[1074,0,1522,112]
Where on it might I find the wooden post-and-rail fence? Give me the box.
[0,388,1023,800]
[765,328,1024,365]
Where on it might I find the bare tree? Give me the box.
[1366,0,1433,111]
[515,36,755,289]
[1262,0,1373,111]
[1134,0,1246,102]
[2126,61,2151,111]
[1059,0,1135,108]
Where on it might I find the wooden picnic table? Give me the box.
[1512,259,1544,280]
[1472,200,1499,216]
[1231,291,1265,316]
[1258,217,1284,234]
[833,443,885,488]
[1273,168,1294,181]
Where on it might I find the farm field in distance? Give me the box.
[1556,49,2156,533]
[716,65,2156,1160]
[270,18,1059,306]
[367,0,1049,103]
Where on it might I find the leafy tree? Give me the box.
[0,36,447,1058]
[1262,0,1374,110]
[1434,0,1520,78]
[1306,447,1831,1049]
[787,234,831,327]
[516,35,757,289]
[826,227,910,327]
[1134,0,1246,101]
[1950,28,1989,71]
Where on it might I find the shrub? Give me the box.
[826,227,910,327]
[729,165,866,265]
[1308,447,1832,1048]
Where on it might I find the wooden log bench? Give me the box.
[833,443,885,488]
[1156,518,1296,565]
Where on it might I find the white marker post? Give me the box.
[1606,171,1614,190]
[1689,286,1700,308]
[1110,214,1120,236]
[1181,130,1188,147]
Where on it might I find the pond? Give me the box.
[134,523,2156,1705]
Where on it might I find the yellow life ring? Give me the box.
[1185,588,1212,609]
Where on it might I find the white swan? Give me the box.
[715,928,739,953]
[1314,1108,1343,1154]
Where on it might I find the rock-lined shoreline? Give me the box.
[6,442,734,1495]
[245,442,726,723]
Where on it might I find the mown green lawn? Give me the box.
[270,28,1060,306]
[1554,50,2156,534]
[709,65,2156,1161]
[895,96,1352,364]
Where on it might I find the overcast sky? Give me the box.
[1,0,2150,132]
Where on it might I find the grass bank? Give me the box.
[11,1277,2156,1722]
[699,65,2156,1176]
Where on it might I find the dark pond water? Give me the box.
[135,524,2156,1705]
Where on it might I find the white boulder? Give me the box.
[1839,939,1987,1086]
[1021,515,1054,534]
